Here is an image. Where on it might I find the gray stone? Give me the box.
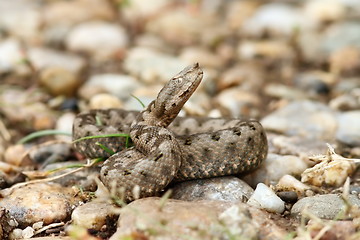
[65,21,129,59]
[170,176,254,202]
[291,194,360,219]
[336,111,360,146]
[84,74,141,100]
[261,100,337,140]
[243,153,308,187]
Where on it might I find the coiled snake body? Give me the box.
[73,64,268,202]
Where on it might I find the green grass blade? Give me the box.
[17,130,72,144]
[130,94,145,108]
[95,142,115,155]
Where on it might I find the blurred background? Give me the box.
[0,0,360,139]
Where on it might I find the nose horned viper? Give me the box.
[73,63,268,202]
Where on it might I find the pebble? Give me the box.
[4,145,28,167]
[336,110,360,146]
[261,100,337,140]
[276,175,311,197]
[83,74,141,101]
[28,47,86,75]
[0,183,82,227]
[55,112,76,142]
[247,183,285,214]
[269,134,329,158]
[242,3,309,36]
[179,47,225,68]
[145,8,208,46]
[111,197,258,240]
[0,38,24,73]
[0,207,18,240]
[291,194,360,219]
[214,87,261,118]
[43,0,115,27]
[65,21,129,59]
[0,0,41,42]
[170,176,254,202]
[89,94,123,109]
[321,22,360,55]
[71,201,117,231]
[123,47,188,84]
[39,67,80,97]
[243,153,308,187]
[304,0,345,23]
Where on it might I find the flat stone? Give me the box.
[0,183,82,227]
[291,194,360,219]
[336,111,360,146]
[243,153,308,187]
[111,198,257,240]
[170,176,254,202]
[261,100,337,140]
[65,21,128,59]
[71,201,117,231]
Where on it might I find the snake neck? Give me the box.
[133,63,203,128]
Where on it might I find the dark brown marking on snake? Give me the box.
[154,153,163,162]
[124,170,131,175]
[233,129,241,136]
[184,138,192,145]
[211,133,220,141]
[247,137,252,144]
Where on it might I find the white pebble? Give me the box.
[247,183,285,213]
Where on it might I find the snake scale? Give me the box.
[73,63,268,202]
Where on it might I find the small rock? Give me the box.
[0,38,24,73]
[24,141,71,166]
[242,3,309,36]
[28,47,86,75]
[247,183,285,214]
[0,207,18,240]
[83,74,141,100]
[238,40,294,61]
[89,94,123,109]
[214,87,261,118]
[66,21,128,59]
[304,0,345,23]
[261,100,337,140]
[291,194,360,219]
[170,176,254,202]
[264,83,308,100]
[243,154,308,187]
[321,22,360,55]
[276,175,311,197]
[123,47,187,84]
[111,197,257,240]
[39,67,80,97]
[4,145,28,167]
[306,219,356,240]
[71,201,118,231]
[179,47,225,69]
[330,90,360,111]
[43,0,115,26]
[329,46,360,75]
[55,112,76,142]
[269,134,329,158]
[277,191,298,203]
[336,111,360,146]
[0,183,82,227]
[0,0,41,42]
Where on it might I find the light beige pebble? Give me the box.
[55,112,76,142]
[0,183,82,227]
[66,21,128,59]
[243,153,308,187]
[43,0,115,26]
[304,0,345,24]
[71,201,118,231]
[238,40,294,61]
[276,175,310,197]
[214,87,261,118]
[28,47,86,75]
[89,94,123,109]
[39,67,80,97]
[179,47,225,69]
[4,145,28,167]
[123,47,188,84]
